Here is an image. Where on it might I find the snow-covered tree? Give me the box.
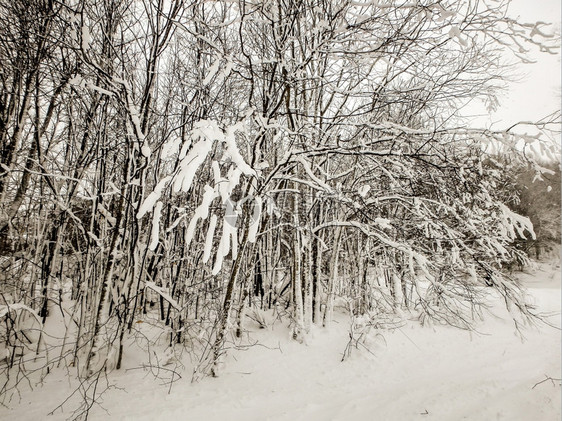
[0,0,559,407]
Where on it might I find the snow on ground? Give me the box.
[1,261,560,421]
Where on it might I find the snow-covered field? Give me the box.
[2,261,560,421]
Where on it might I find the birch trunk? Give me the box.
[289,187,304,340]
[303,233,313,332]
[324,225,343,328]
[211,209,251,377]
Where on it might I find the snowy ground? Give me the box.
[1,261,560,421]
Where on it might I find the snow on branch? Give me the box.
[498,204,536,241]
[296,155,334,194]
[148,201,163,251]
[247,196,262,243]
[137,176,172,219]
[144,282,180,311]
[185,185,218,249]
[138,118,257,275]
[0,303,43,327]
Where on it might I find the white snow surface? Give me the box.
[2,261,560,421]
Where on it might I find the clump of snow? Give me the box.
[145,281,180,311]
[203,214,218,264]
[224,124,255,176]
[141,143,151,158]
[203,58,221,86]
[81,25,90,50]
[185,185,217,249]
[212,200,240,275]
[148,201,163,251]
[448,25,468,46]
[357,185,370,197]
[137,118,256,273]
[247,196,262,243]
[98,203,116,226]
[137,176,172,219]
[161,137,181,159]
[86,82,113,97]
[172,137,213,193]
[498,203,536,241]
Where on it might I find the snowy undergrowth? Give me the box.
[0,261,560,421]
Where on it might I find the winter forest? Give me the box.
[0,0,560,419]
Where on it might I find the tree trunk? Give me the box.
[324,225,343,328]
[211,213,251,377]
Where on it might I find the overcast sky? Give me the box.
[477,0,561,130]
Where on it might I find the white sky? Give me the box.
[472,0,561,130]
